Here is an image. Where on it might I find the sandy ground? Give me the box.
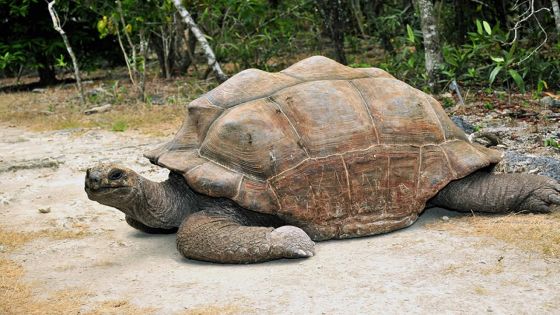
[1,124,559,314]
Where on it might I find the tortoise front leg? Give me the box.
[430,171,560,213]
[176,200,315,263]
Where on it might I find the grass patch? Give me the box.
[0,227,90,252]
[0,227,156,314]
[428,211,560,258]
[111,120,128,132]
[0,258,87,315]
[0,258,155,315]
[0,75,215,136]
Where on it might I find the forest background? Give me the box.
[1,0,560,134]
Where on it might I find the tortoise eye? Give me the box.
[108,169,124,180]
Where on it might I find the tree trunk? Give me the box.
[179,28,198,73]
[36,52,57,86]
[454,0,467,44]
[47,0,85,106]
[171,0,227,82]
[317,0,348,65]
[415,0,443,90]
[552,0,560,34]
[363,1,394,52]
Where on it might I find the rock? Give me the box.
[32,88,47,93]
[0,157,62,173]
[38,207,51,214]
[149,95,165,105]
[470,132,501,147]
[441,216,449,221]
[84,104,112,115]
[539,96,560,108]
[450,116,475,134]
[86,87,109,97]
[0,196,9,205]
[495,151,560,181]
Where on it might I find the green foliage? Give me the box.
[187,0,318,70]
[0,0,122,82]
[442,97,454,108]
[544,138,560,149]
[436,19,559,92]
[1,0,560,95]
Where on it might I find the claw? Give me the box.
[296,249,307,256]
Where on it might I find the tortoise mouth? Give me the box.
[84,185,131,198]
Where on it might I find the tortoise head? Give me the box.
[85,163,141,209]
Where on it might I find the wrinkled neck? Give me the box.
[127,172,198,229]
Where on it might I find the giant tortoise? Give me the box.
[85,56,560,263]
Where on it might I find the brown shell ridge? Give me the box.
[196,149,266,183]
[439,144,458,178]
[215,78,369,110]
[267,142,436,182]
[267,97,311,157]
[268,183,283,210]
[415,146,424,197]
[340,155,353,205]
[232,174,245,200]
[419,90,447,141]
[347,80,381,144]
[278,70,306,81]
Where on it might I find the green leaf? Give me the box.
[489,66,502,85]
[406,24,415,43]
[491,56,504,63]
[476,20,483,35]
[508,69,525,92]
[483,21,492,35]
[537,80,548,93]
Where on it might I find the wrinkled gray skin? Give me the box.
[85,163,560,264]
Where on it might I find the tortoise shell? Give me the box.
[146,56,501,240]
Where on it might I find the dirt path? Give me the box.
[1,125,559,314]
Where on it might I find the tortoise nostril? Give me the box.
[87,169,102,184]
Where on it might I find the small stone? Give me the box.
[450,116,475,134]
[148,94,165,105]
[540,96,560,107]
[487,306,493,312]
[0,196,9,205]
[38,207,51,214]
[84,104,112,115]
[0,245,5,253]
[86,87,109,97]
[441,216,449,221]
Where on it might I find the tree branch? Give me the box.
[47,0,85,106]
[171,0,227,82]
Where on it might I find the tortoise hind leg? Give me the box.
[176,200,315,263]
[430,171,560,213]
[125,215,178,234]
